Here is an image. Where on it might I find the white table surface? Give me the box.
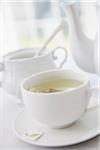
[0,55,100,150]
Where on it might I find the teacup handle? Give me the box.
[87,86,100,111]
[52,47,68,69]
[0,62,4,88]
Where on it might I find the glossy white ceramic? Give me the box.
[0,47,67,99]
[21,69,99,128]
[60,2,100,75]
[13,106,100,147]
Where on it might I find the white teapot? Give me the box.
[60,1,100,76]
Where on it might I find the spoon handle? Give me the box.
[37,20,66,56]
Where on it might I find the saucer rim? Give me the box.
[12,108,100,148]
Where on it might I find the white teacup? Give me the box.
[0,47,67,100]
[21,69,99,129]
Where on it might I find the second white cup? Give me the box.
[0,47,67,102]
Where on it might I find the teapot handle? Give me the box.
[51,47,68,69]
[0,62,4,88]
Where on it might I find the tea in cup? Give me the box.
[21,69,99,128]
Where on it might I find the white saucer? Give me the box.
[13,107,100,148]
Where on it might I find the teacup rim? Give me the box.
[21,69,89,96]
[3,47,51,62]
